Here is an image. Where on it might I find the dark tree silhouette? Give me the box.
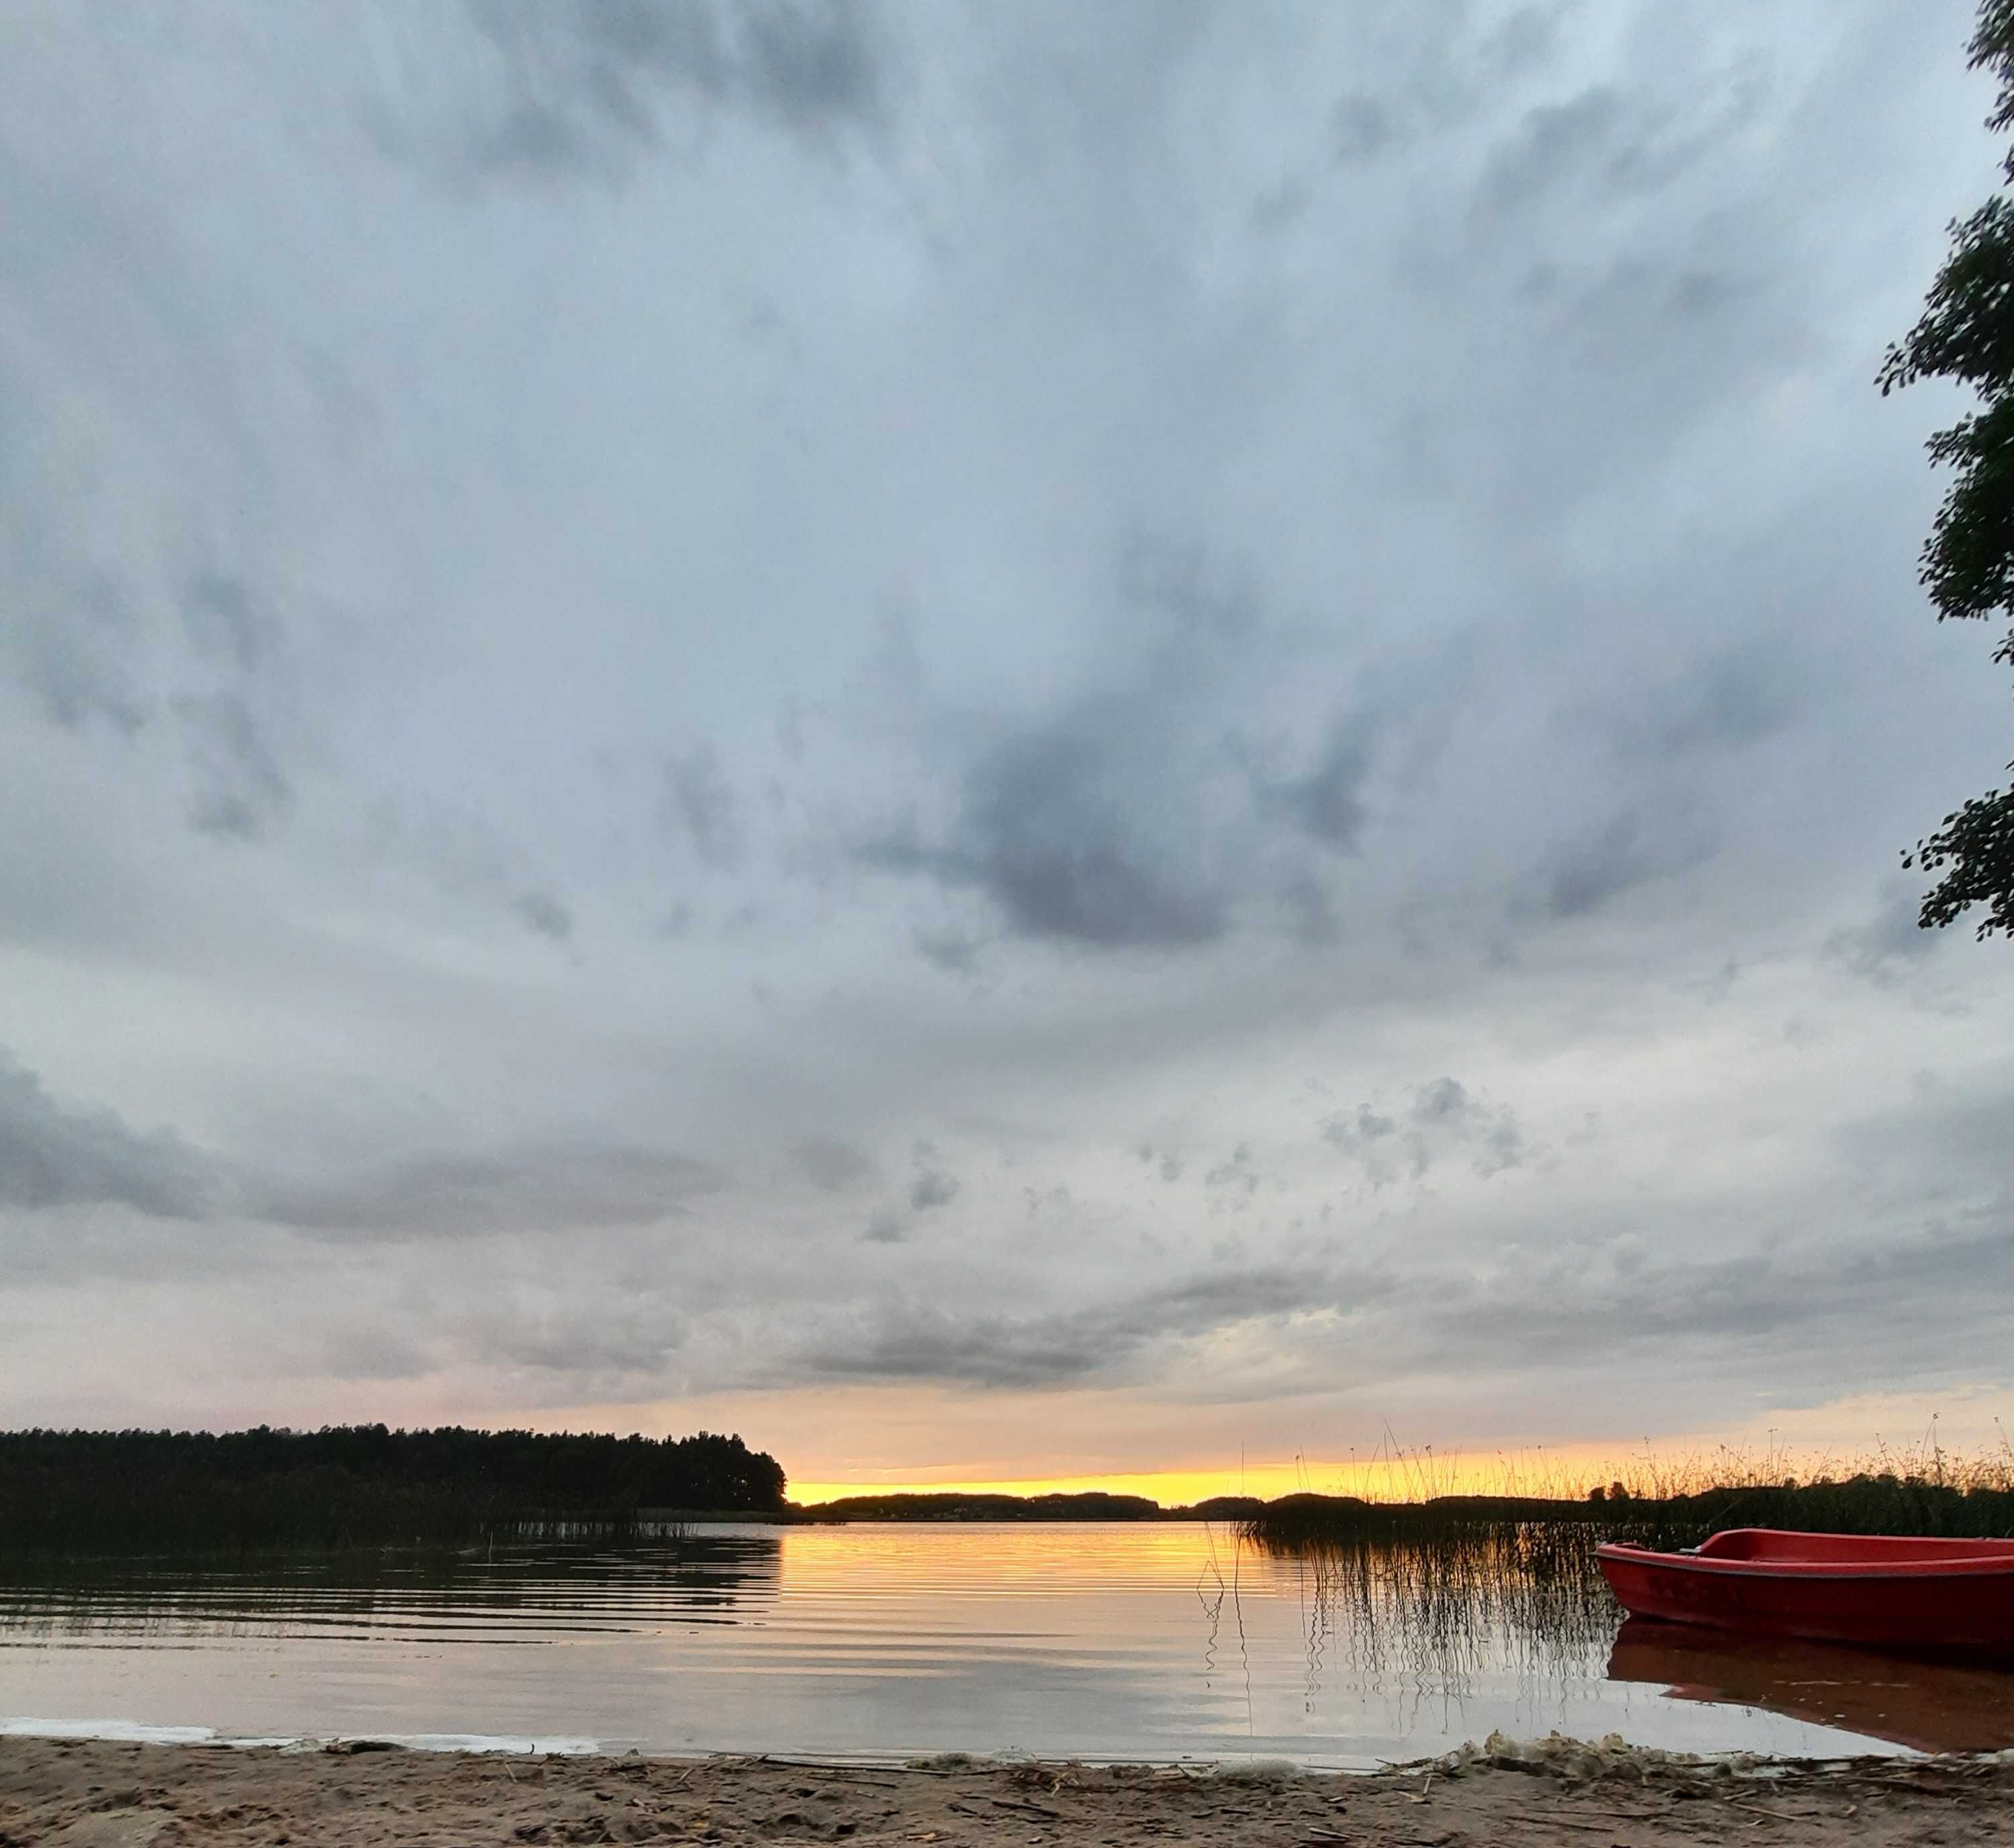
[0,1425,787,1557]
[1883,0,2014,939]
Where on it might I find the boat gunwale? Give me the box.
[1597,1534,2014,1582]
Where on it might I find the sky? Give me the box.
[4,0,2014,1501]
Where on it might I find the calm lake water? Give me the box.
[5,1523,2014,1767]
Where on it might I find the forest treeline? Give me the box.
[0,1425,787,1557]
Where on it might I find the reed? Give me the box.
[1241,1433,2014,1565]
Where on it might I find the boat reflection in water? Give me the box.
[1607,1617,2014,1754]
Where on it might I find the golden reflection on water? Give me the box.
[4,1524,2009,1763]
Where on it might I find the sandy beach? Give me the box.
[5,1735,2013,1848]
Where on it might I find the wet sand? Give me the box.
[5,1735,2014,1848]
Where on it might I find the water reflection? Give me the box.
[2,1524,2007,1763]
[1251,1524,1619,1697]
[1607,1618,2014,1755]
[0,1533,781,1644]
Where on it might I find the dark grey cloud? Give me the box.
[1203,1141,1262,1210]
[1600,644,1801,759]
[861,1206,906,1245]
[0,1051,216,1218]
[1401,1213,2014,1396]
[293,1290,690,1388]
[1523,810,1708,922]
[1472,1114,1526,1178]
[1475,78,1726,224]
[254,1145,722,1240]
[8,573,147,736]
[457,1304,682,1378]
[862,726,1227,950]
[514,888,575,941]
[912,923,983,976]
[181,571,272,677]
[1276,870,1341,945]
[1480,5,1565,79]
[1323,1100,1427,1188]
[665,744,744,870]
[1272,716,1378,850]
[1312,1038,2014,1402]
[1331,94,1401,167]
[789,1138,874,1191]
[908,1144,960,1212]
[1826,883,1944,982]
[303,1324,438,1384]
[1249,177,1312,235]
[1323,1079,1525,1184]
[1832,1073,2014,1184]
[1412,1077,1473,1124]
[363,795,587,943]
[1478,87,1625,217]
[444,0,890,182]
[1118,534,1260,641]
[175,691,292,840]
[860,526,1425,961]
[1322,1104,1397,1147]
[809,1265,1347,1388]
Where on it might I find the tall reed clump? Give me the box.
[1237,1437,2014,1684]
[1243,1432,2014,1562]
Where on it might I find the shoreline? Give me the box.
[7,1735,2014,1848]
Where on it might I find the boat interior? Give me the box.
[1690,1528,2014,1563]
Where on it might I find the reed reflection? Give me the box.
[1245,1522,1620,1706]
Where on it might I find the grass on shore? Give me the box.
[1241,1431,2014,1554]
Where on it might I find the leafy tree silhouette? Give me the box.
[1883,0,2014,939]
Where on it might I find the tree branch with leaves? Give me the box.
[1882,0,2014,938]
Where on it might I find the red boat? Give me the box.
[1596,1529,2014,1659]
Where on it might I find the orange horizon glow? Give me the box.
[787,1416,2014,1507]
[789,1443,1706,1508]
[532,1383,2014,1510]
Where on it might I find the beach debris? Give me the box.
[1211,1757,1304,1784]
[989,1796,1063,1819]
[1415,1732,1760,1784]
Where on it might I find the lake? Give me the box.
[6,1523,2014,1766]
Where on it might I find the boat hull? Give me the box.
[1596,1530,2014,1659]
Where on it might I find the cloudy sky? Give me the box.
[5,0,2013,1497]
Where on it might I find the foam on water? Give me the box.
[0,1716,602,1755]
[0,1718,271,1747]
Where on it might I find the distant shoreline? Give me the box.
[760,1475,2014,1541]
[10,1424,2009,1558]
